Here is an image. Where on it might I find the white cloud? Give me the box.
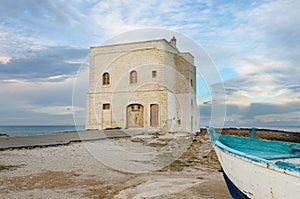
[212,0,300,125]
[241,0,300,39]
[88,0,220,40]
[233,55,290,75]
[0,56,11,64]
[0,25,47,60]
[24,105,79,115]
[0,0,299,126]
[46,75,71,81]
[0,74,84,124]
[235,0,300,62]
[223,74,297,103]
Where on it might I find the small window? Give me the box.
[190,79,193,87]
[102,72,110,85]
[103,103,110,110]
[152,70,157,78]
[130,70,137,84]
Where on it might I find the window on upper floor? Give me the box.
[130,70,137,84]
[152,70,157,78]
[103,103,110,110]
[102,72,110,85]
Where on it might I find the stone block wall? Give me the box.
[86,39,199,133]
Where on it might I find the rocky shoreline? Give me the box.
[215,128,300,143]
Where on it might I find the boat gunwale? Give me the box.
[209,127,300,174]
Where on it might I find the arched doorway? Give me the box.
[127,104,144,128]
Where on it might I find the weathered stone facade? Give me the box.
[86,37,199,133]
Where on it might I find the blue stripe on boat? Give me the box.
[222,168,251,199]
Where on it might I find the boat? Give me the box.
[208,127,300,199]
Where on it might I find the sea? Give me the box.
[0,125,85,136]
[0,125,299,136]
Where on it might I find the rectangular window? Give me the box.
[103,103,110,110]
[152,70,157,78]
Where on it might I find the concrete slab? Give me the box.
[0,130,134,150]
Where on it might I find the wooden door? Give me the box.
[102,104,111,129]
[127,104,144,128]
[150,104,159,127]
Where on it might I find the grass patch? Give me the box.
[145,142,168,148]
[159,160,190,172]
[0,165,19,171]
[131,138,145,143]
[131,139,168,147]
[0,164,23,171]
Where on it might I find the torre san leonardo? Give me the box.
[86,37,199,133]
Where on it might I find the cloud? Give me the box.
[0,0,84,29]
[0,106,77,125]
[213,0,300,125]
[240,0,300,47]
[0,0,299,127]
[219,71,299,105]
[0,0,91,49]
[199,100,300,127]
[208,72,300,127]
[235,0,300,64]
[0,75,83,125]
[0,46,89,81]
[23,105,84,115]
[233,56,291,76]
[89,0,239,40]
[0,24,47,60]
[203,0,300,82]
[0,56,11,64]
[0,1,91,125]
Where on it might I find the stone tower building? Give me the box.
[86,37,199,133]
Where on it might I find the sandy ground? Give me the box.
[0,130,231,199]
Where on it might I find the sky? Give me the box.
[0,0,299,128]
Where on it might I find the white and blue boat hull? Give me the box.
[209,128,300,199]
[213,145,300,199]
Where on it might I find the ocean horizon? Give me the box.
[0,125,85,136]
[0,125,300,136]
